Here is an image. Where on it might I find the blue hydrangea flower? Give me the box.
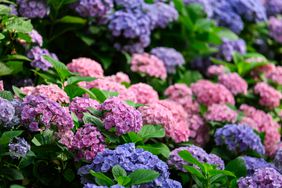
[214,124,265,155]
[217,38,246,61]
[17,0,49,18]
[74,0,114,18]
[9,137,30,158]
[114,0,143,9]
[183,0,213,17]
[274,149,282,173]
[265,0,282,17]
[241,156,275,175]
[0,97,15,126]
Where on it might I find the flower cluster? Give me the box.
[78,143,181,187]
[128,83,159,104]
[168,145,224,172]
[207,65,227,77]
[99,97,143,135]
[0,97,15,126]
[17,0,49,18]
[218,73,248,95]
[74,0,113,18]
[204,104,238,123]
[214,124,265,155]
[265,0,282,17]
[187,114,209,146]
[266,66,282,85]
[104,72,130,83]
[217,38,246,61]
[69,97,100,120]
[9,137,30,158]
[269,17,282,43]
[241,156,274,175]
[27,47,57,71]
[29,30,43,46]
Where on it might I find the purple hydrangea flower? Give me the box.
[74,0,113,18]
[168,145,224,172]
[242,156,275,175]
[183,0,213,17]
[78,143,180,187]
[99,97,143,135]
[151,47,185,73]
[217,38,246,61]
[5,99,23,128]
[9,137,30,158]
[274,149,282,173]
[17,0,49,18]
[114,0,143,9]
[84,184,124,188]
[265,0,282,17]
[214,124,265,155]
[29,30,43,46]
[21,95,74,132]
[69,97,100,120]
[0,97,15,125]
[27,46,57,71]
[269,17,282,43]
[238,167,282,187]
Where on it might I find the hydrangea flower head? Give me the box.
[204,104,238,123]
[9,137,30,158]
[29,30,43,46]
[265,0,282,17]
[242,156,275,175]
[266,66,282,85]
[188,114,209,146]
[0,97,15,125]
[104,72,130,83]
[207,65,227,77]
[217,38,246,61]
[17,0,49,18]
[269,16,282,43]
[218,73,248,95]
[69,97,100,120]
[74,0,113,18]
[128,83,159,104]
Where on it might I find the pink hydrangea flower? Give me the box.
[187,114,209,146]
[204,104,238,123]
[128,83,159,104]
[191,80,235,106]
[69,97,100,120]
[21,84,69,104]
[266,66,282,85]
[130,53,167,80]
[239,117,259,130]
[218,73,248,95]
[57,130,74,149]
[207,65,226,77]
[104,72,131,83]
[164,83,199,114]
[67,57,104,78]
[251,64,276,78]
[254,82,282,109]
[0,80,3,91]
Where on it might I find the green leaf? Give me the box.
[82,113,104,129]
[218,29,238,40]
[0,5,11,15]
[43,55,72,81]
[90,88,108,103]
[225,158,247,178]
[88,107,102,117]
[58,16,87,24]
[6,61,24,74]
[10,185,25,188]
[0,131,23,145]
[5,54,31,62]
[0,91,14,100]
[0,168,24,181]
[112,165,127,181]
[128,169,159,186]
[89,170,115,186]
[63,168,75,182]
[66,76,95,85]
[12,86,25,99]
[64,84,85,99]
[138,125,165,140]
[126,100,144,108]
[183,165,204,180]
[178,70,202,86]
[0,62,13,76]
[138,143,170,158]
[117,176,131,186]
[5,17,33,33]
[0,33,5,40]
[178,150,205,173]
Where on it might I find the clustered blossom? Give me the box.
[104,72,130,83]
[274,149,282,173]
[187,114,209,146]
[217,38,246,61]
[29,30,43,46]
[128,83,159,104]
[21,95,74,132]
[204,104,238,123]
[214,124,265,155]
[27,46,57,71]
[74,0,113,18]
[5,100,23,129]
[99,97,143,135]
[69,97,100,120]
[0,80,3,91]
[67,57,104,78]
[238,167,282,188]
[207,65,227,77]
[191,80,235,106]
[71,124,105,161]
[266,66,282,85]
[0,97,15,126]
[218,73,248,95]
[8,137,30,158]
[254,82,282,109]
[151,47,185,73]
[269,17,282,43]
[78,143,181,187]
[168,145,224,172]
[17,0,50,18]
[183,0,213,17]
[242,156,275,175]
[164,83,199,114]
[264,0,282,17]
[21,84,70,104]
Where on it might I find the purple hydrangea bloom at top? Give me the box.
[269,17,282,43]
[9,137,30,158]
[27,46,57,71]
[183,0,213,17]
[21,95,74,132]
[238,167,282,188]
[114,0,143,9]
[78,143,181,187]
[74,0,113,18]
[241,156,275,175]
[99,97,143,135]
[168,146,224,172]
[17,0,49,18]
[214,124,265,155]
[217,38,246,61]
[265,0,282,17]
[0,97,15,126]
[151,47,185,73]
[274,149,282,173]
[29,30,43,47]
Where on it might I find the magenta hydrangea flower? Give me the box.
[69,97,100,120]
[266,66,282,85]
[67,57,104,78]
[204,104,238,123]
[99,97,143,135]
[164,83,199,114]
[269,17,282,43]
[104,72,130,83]
[72,124,105,161]
[254,82,282,109]
[218,73,248,95]
[128,83,159,104]
[130,53,167,80]
[207,65,227,77]
[187,114,209,146]
[168,145,224,172]
[191,80,235,106]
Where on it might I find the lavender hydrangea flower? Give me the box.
[241,156,275,175]
[99,97,143,135]
[215,124,265,155]
[74,0,113,18]
[274,149,282,173]
[265,0,282,17]
[238,167,282,187]
[69,97,99,120]
[269,17,282,43]
[17,0,49,18]
[217,38,246,61]
[0,97,15,126]
[151,47,185,73]
[183,0,213,17]
[114,0,143,9]
[27,46,57,71]
[78,143,181,187]
[168,146,224,172]
[29,30,43,46]
[21,95,74,132]
[5,99,23,128]
[9,137,30,158]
